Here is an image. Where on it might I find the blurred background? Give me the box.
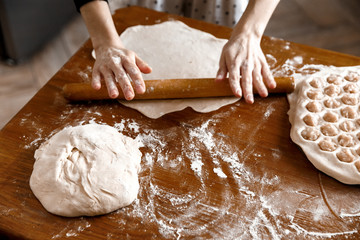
[0,0,360,129]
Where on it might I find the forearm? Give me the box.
[232,0,280,40]
[80,1,123,50]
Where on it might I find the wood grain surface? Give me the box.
[1,6,360,239]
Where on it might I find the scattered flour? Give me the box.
[115,115,358,239]
[22,111,358,239]
[213,167,227,178]
[52,218,91,239]
[17,58,360,238]
[191,159,204,176]
[77,65,92,81]
[264,104,275,119]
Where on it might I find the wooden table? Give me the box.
[1,7,360,239]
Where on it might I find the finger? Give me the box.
[216,55,228,82]
[252,62,268,98]
[91,67,102,90]
[123,60,146,94]
[114,69,135,101]
[103,71,119,99]
[240,61,254,104]
[261,58,276,89]
[228,63,242,98]
[136,55,152,74]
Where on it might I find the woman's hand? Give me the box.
[92,45,152,100]
[216,33,276,104]
[216,0,280,104]
[79,0,151,100]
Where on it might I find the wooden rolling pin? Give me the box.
[63,77,295,101]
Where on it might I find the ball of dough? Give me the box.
[341,94,358,106]
[306,101,322,113]
[345,72,360,82]
[326,74,342,85]
[339,120,356,132]
[341,107,357,119]
[301,127,320,141]
[323,112,338,123]
[324,98,340,109]
[318,138,337,152]
[343,83,358,93]
[30,124,142,217]
[309,78,323,88]
[324,85,340,97]
[303,114,318,126]
[338,134,355,147]
[336,149,355,163]
[306,90,323,100]
[320,124,338,136]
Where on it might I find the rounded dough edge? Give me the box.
[29,124,142,217]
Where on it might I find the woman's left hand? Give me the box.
[216,32,276,104]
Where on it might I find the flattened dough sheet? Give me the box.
[118,21,238,118]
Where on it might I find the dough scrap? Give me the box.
[288,65,360,184]
[117,21,239,118]
[30,124,142,217]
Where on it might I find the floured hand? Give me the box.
[79,0,152,100]
[92,45,152,100]
[215,0,280,104]
[216,33,276,104]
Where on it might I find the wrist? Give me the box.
[92,36,124,51]
[233,21,263,39]
[80,0,123,50]
[231,0,280,41]
[230,22,263,45]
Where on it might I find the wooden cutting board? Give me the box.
[1,6,360,239]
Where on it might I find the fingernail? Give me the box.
[126,90,134,100]
[138,85,145,93]
[260,88,268,97]
[93,83,101,90]
[110,91,118,99]
[236,89,242,98]
[247,94,254,103]
[270,79,277,88]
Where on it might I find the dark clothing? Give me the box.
[74,0,108,12]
